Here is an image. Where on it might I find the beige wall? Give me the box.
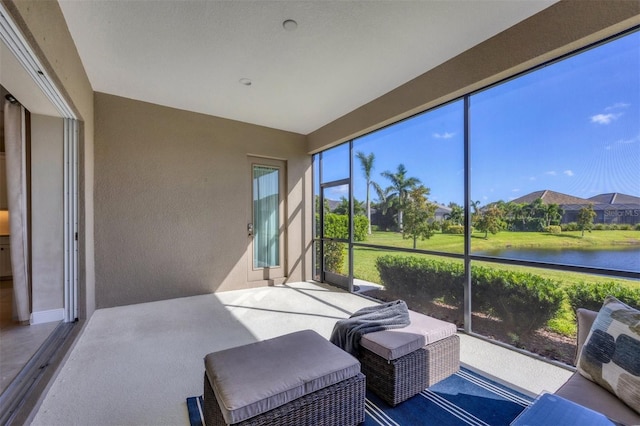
[308,1,640,152]
[30,114,64,315]
[94,93,310,308]
[4,0,96,318]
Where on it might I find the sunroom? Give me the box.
[0,1,638,424]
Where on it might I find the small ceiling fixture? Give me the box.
[283,19,297,31]
[239,78,252,86]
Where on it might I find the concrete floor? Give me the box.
[30,281,573,425]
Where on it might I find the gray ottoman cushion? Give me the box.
[360,310,457,360]
[204,329,361,424]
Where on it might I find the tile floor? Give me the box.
[0,280,59,395]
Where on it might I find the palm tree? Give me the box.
[543,203,563,227]
[355,151,376,234]
[470,200,482,214]
[470,200,482,230]
[444,203,464,225]
[380,164,421,231]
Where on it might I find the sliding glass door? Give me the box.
[320,181,351,289]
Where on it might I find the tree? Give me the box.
[314,195,330,214]
[509,202,528,231]
[444,203,464,225]
[380,164,421,231]
[475,205,505,239]
[543,203,563,227]
[402,185,437,249]
[332,196,365,216]
[577,204,597,237]
[372,185,397,228]
[355,151,376,234]
[470,200,482,214]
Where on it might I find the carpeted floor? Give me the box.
[187,368,533,426]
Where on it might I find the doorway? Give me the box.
[319,180,351,290]
[247,156,287,284]
[0,4,79,412]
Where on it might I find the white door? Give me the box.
[247,157,286,283]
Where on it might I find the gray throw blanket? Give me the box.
[330,300,410,356]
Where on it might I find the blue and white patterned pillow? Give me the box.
[578,295,640,414]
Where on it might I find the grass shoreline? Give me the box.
[362,229,640,252]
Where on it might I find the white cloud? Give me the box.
[529,176,537,181]
[563,170,574,177]
[512,188,520,192]
[615,135,640,145]
[433,132,455,139]
[545,171,557,176]
[591,102,629,124]
[590,113,621,125]
[605,102,630,111]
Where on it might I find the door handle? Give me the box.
[247,223,253,236]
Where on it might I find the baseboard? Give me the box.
[30,308,64,325]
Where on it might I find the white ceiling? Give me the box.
[59,0,557,135]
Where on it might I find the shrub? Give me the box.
[472,266,564,335]
[443,224,464,234]
[353,215,369,241]
[544,225,562,234]
[565,281,640,312]
[618,224,632,231]
[375,255,565,335]
[635,223,640,231]
[375,255,463,303]
[320,213,368,242]
[324,241,344,274]
[593,224,605,231]
[562,222,579,232]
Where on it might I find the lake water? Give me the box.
[474,246,640,274]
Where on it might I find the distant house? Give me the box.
[433,204,453,222]
[510,190,640,225]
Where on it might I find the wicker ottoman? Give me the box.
[203,330,365,426]
[358,310,460,406]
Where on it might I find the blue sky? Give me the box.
[321,30,639,208]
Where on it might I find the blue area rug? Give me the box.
[187,368,532,426]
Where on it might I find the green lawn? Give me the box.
[344,230,639,336]
[362,229,640,253]
[352,229,639,284]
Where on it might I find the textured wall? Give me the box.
[94,93,310,308]
[30,114,64,314]
[308,1,640,152]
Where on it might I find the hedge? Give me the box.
[471,265,565,335]
[319,213,368,241]
[544,225,562,234]
[565,281,640,312]
[375,255,464,304]
[319,213,368,273]
[375,255,564,335]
